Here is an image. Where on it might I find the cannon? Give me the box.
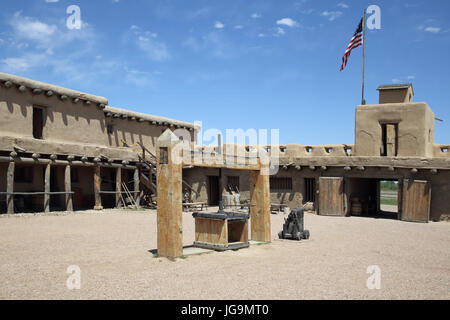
[278,208,310,240]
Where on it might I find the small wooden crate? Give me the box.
[192,212,249,251]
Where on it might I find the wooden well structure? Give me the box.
[156,130,271,259]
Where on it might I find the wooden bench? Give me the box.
[271,203,288,214]
[182,202,207,212]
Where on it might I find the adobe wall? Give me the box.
[379,87,414,104]
[106,118,196,156]
[0,86,108,146]
[354,102,435,157]
[184,165,449,221]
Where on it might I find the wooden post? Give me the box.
[44,163,51,213]
[115,167,122,208]
[156,129,183,259]
[250,167,271,242]
[134,167,141,207]
[65,165,73,211]
[6,161,15,214]
[94,166,103,210]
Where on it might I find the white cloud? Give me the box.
[276,27,285,35]
[321,11,343,21]
[276,18,299,28]
[136,36,169,61]
[214,21,225,29]
[251,13,261,19]
[124,67,154,87]
[258,33,265,38]
[182,36,200,52]
[185,7,209,19]
[392,78,402,83]
[425,26,441,33]
[1,58,30,72]
[11,12,57,41]
[45,0,59,2]
[126,25,168,61]
[234,25,243,29]
[337,3,349,9]
[8,11,93,54]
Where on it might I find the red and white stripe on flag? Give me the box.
[340,18,363,71]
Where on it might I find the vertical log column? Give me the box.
[115,167,122,208]
[44,163,51,213]
[94,166,103,210]
[134,167,141,208]
[250,166,271,242]
[7,161,15,214]
[65,165,73,211]
[156,129,182,259]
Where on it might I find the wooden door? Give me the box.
[386,124,397,156]
[401,179,431,223]
[208,176,220,206]
[318,177,345,216]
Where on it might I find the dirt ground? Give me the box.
[0,208,448,300]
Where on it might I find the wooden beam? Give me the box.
[6,161,15,214]
[65,165,73,211]
[134,167,141,207]
[157,130,183,259]
[94,166,103,210]
[115,167,122,208]
[250,167,271,242]
[44,163,51,213]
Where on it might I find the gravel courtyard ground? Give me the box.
[0,208,448,300]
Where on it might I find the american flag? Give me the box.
[340,18,363,71]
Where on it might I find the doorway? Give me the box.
[207,176,220,206]
[347,178,399,219]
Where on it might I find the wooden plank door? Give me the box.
[401,179,431,223]
[386,124,397,156]
[318,177,345,216]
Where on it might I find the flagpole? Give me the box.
[362,9,366,105]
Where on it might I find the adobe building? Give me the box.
[183,84,450,222]
[1,73,449,222]
[0,72,198,213]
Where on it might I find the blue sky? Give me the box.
[1,0,449,145]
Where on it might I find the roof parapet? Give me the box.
[0,72,108,108]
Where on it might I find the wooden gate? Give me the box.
[401,179,431,223]
[318,177,345,216]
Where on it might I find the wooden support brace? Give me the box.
[156,130,183,259]
[65,165,73,211]
[134,167,141,207]
[44,163,51,213]
[116,167,122,208]
[250,167,271,242]
[94,166,103,210]
[7,161,15,214]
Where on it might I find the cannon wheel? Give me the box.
[303,230,310,240]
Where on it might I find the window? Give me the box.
[15,166,34,183]
[33,107,44,139]
[159,147,168,164]
[227,176,239,192]
[381,123,398,156]
[304,178,316,202]
[107,124,114,135]
[270,177,292,191]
